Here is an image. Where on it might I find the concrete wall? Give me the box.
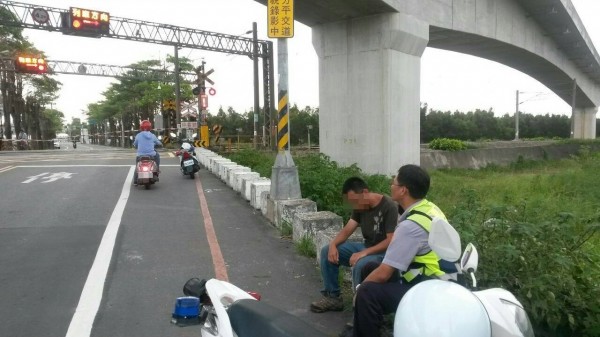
[420,143,600,170]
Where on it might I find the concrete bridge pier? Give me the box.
[573,107,597,139]
[313,13,428,175]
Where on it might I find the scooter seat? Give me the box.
[228,299,328,337]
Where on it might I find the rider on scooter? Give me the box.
[133,120,161,185]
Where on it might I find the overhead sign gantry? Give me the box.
[0,0,276,148]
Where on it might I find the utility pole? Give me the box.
[120,115,125,148]
[174,45,182,140]
[252,22,260,150]
[570,78,577,138]
[515,90,520,140]
[270,37,300,200]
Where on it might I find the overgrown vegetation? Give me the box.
[226,149,389,219]
[280,220,293,238]
[428,138,468,151]
[229,147,600,336]
[295,235,317,258]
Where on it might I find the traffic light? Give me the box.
[15,56,47,74]
[169,111,177,129]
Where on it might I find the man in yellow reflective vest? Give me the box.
[346,164,448,337]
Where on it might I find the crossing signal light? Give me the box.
[15,56,47,74]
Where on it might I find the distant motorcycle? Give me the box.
[135,156,159,189]
[175,142,200,179]
[72,141,77,149]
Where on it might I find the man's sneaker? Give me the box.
[310,295,343,313]
[338,324,353,337]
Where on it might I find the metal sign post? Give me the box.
[195,61,214,148]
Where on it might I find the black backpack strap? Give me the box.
[407,210,432,220]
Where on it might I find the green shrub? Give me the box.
[225,149,274,177]
[450,189,600,337]
[428,138,468,151]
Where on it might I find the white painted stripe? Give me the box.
[64,166,134,337]
[16,164,182,168]
[0,165,15,173]
[168,152,175,158]
[17,165,133,168]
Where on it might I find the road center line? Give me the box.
[65,166,135,337]
[195,177,229,281]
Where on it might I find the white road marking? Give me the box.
[16,164,181,168]
[17,165,133,168]
[0,165,15,173]
[21,172,50,183]
[64,166,134,337]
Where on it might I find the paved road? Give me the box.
[0,146,351,337]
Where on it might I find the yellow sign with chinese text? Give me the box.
[267,0,294,38]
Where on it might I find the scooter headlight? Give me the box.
[501,299,535,337]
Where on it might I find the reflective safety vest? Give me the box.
[402,199,447,283]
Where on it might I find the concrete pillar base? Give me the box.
[270,151,301,200]
[573,107,598,139]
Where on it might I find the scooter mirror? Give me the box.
[460,243,479,274]
[428,217,461,262]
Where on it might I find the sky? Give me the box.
[11,0,600,122]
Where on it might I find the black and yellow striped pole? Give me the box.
[277,90,289,151]
[268,35,301,200]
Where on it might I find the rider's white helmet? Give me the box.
[394,280,491,337]
[181,142,192,151]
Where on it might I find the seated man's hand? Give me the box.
[349,251,367,267]
[328,245,339,264]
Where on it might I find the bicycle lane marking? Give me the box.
[195,176,229,282]
[64,166,135,337]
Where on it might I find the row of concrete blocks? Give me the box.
[196,148,362,267]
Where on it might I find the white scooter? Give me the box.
[394,218,535,337]
[180,278,329,337]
